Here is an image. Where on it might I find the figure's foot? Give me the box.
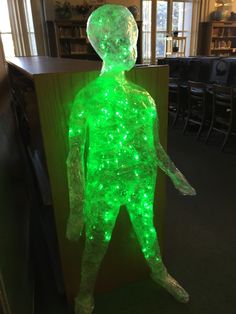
[151,267,189,303]
[74,294,94,314]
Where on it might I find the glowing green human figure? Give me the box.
[66,4,196,314]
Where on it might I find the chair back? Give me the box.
[212,84,234,127]
[209,59,230,85]
[213,84,232,107]
[187,59,201,82]
[188,81,206,101]
[227,61,236,87]
[198,57,218,83]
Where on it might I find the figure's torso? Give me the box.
[71,76,158,177]
[88,77,157,174]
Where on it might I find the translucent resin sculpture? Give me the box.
[66,4,196,314]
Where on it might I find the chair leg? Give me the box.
[221,127,232,152]
[205,104,215,144]
[196,105,206,140]
[171,92,181,128]
[171,114,178,128]
[171,106,180,128]
[182,116,190,134]
[181,97,188,122]
[206,101,215,144]
[205,122,213,144]
[183,96,191,134]
[196,120,204,140]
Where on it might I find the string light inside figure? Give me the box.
[66,4,196,314]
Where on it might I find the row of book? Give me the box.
[211,40,233,49]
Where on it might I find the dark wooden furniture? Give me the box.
[161,57,236,149]
[198,21,236,56]
[206,85,236,151]
[7,57,168,302]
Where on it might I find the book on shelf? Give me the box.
[211,39,232,49]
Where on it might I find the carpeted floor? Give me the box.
[35,125,236,314]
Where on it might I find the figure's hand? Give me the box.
[172,171,196,196]
[66,213,84,241]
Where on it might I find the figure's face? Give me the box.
[101,25,138,72]
[87,5,138,72]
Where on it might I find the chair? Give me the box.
[183,81,207,139]
[205,85,236,151]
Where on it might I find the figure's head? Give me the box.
[87,4,138,72]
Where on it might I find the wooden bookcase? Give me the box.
[52,20,143,63]
[198,21,236,56]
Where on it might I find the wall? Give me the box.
[208,0,215,15]
[208,0,236,16]
[232,0,236,12]
[43,0,55,20]
[56,0,140,9]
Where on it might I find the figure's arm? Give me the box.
[66,108,87,241]
[153,117,196,196]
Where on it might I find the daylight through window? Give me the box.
[142,0,193,62]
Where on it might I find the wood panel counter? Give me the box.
[7,56,102,77]
[7,56,169,302]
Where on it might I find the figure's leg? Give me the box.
[127,182,189,303]
[75,200,119,314]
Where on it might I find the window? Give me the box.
[23,0,37,56]
[172,1,193,56]
[156,1,168,57]
[0,0,15,57]
[142,0,194,62]
[142,1,152,62]
[0,0,37,57]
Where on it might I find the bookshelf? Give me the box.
[198,21,236,56]
[54,20,98,60]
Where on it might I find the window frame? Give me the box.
[0,0,39,58]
